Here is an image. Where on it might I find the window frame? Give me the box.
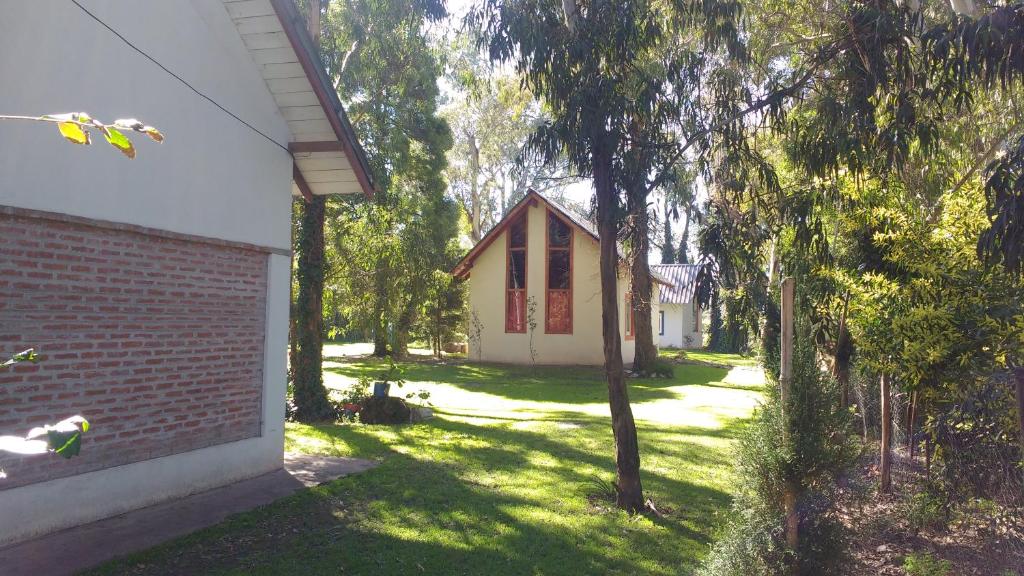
[505,212,528,333]
[544,209,573,334]
[659,310,665,336]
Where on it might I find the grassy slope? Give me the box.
[86,347,763,576]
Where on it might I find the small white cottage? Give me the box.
[453,190,669,365]
[651,264,704,349]
[0,0,372,546]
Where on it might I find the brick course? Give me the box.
[0,211,268,490]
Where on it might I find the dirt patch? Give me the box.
[841,450,1024,576]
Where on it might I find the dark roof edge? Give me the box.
[269,0,375,199]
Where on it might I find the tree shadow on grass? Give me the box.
[89,414,742,576]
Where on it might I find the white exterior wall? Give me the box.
[659,301,703,349]
[466,201,659,366]
[0,1,293,544]
[0,0,293,250]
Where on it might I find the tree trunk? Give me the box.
[835,322,852,409]
[371,260,390,356]
[880,373,893,494]
[469,133,482,242]
[707,287,724,351]
[293,195,334,422]
[677,205,691,264]
[290,0,332,423]
[594,141,644,513]
[661,196,675,264]
[630,193,658,375]
[393,301,417,359]
[759,239,781,363]
[907,390,917,460]
[1015,368,1024,467]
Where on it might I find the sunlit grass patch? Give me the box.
[88,351,763,576]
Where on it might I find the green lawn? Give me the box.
[86,347,763,576]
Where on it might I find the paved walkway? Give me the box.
[0,453,377,576]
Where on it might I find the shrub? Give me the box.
[359,396,412,424]
[902,552,952,576]
[701,320,860,575]
[650,359,675,378]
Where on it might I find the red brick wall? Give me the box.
[0,210,268,490]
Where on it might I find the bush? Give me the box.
[359,396,412,424]
[902,552,952,576]
[701,320,860,575]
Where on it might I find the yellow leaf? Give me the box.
[56,121,90,145]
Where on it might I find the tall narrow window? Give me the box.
[505,213,527,333]
[625,292,636,340]
[545,211,572,333]
[659,310,665,336]
[693,301,701,332]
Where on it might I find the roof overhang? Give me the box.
[221,0,374,200]
[452,189,674,288]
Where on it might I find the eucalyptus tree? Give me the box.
[291,0,334,422]
[443,35,579,241]
[471,0,754,511]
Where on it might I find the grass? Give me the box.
[85,346,764,576]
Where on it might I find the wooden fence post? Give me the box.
[779,277,798,554]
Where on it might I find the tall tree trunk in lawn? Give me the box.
[393,300,417,359]
[293,195,334,422]
[291,0,333,423]
[594,141,644,513]
[880,372,893,494]
[630,194,658,375]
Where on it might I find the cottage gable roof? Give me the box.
[452,189,673,287]
[651,264,700,304]
[221,0,374,199]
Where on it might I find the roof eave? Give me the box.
[269,0,375,200]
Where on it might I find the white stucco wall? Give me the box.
[0,0,294,251]
[0,1,292,545]
[466,201,660,366]
[659,301,703,349]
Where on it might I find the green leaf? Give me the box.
[104,128,136,159]
[47,429,82,458]
[56,121,90,145]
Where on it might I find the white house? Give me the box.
[453,190,669,365]
[0,0,372,545]
[651,264,704,349]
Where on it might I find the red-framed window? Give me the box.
[624,292,636,340]
[505,212,528,333]
[545,210,573,334]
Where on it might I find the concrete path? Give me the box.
[0,453,377,576]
